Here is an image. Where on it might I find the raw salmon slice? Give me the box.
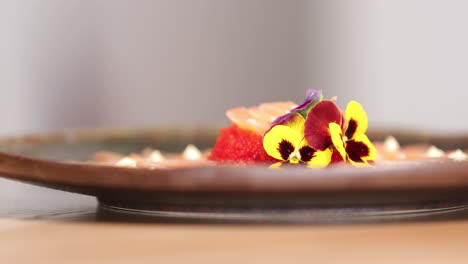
[225,101,297,135]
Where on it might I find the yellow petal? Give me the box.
[263,125,303,161]
[345,101,368,139]
[281,113,306,137]
[347,134,377,167]
[329,122,347,161]
[306,148,332,168]
[269,162,284,169]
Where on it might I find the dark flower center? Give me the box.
[345,140,370,163]
[277,139,295,161]
[345,119,358,139]
[299,146,316,162]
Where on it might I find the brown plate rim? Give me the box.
[0,127,467,194]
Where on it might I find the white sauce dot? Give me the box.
[149,150,164,162]
[183,144,202,160]
[384,136,400,152]
[426,145,445,158]
[448,149,467,161]
[115,157,137,168]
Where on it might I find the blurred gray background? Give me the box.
[1,0,467,136]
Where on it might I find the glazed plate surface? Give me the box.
[0,126,467,223]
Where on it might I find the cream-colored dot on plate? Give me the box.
[384,136,400,152]
[115,157,137,168]
[149,150,164,162]
[183,144,202,160]
[426,145,445,158]
[448,149,467,161]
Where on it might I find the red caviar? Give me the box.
[208,124,277,164]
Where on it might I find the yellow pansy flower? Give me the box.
[329,101,377,166]
[263,113,332,168]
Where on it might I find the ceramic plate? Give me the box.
[0,126,467,223]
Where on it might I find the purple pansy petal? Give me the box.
[271,89,323,125]
[272,112,290,125]
[294,89,322,111]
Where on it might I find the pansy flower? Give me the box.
[263,113,332,168]
[304,100,376,166]
[272,89,323,125]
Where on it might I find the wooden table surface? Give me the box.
[1,178,468,264]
